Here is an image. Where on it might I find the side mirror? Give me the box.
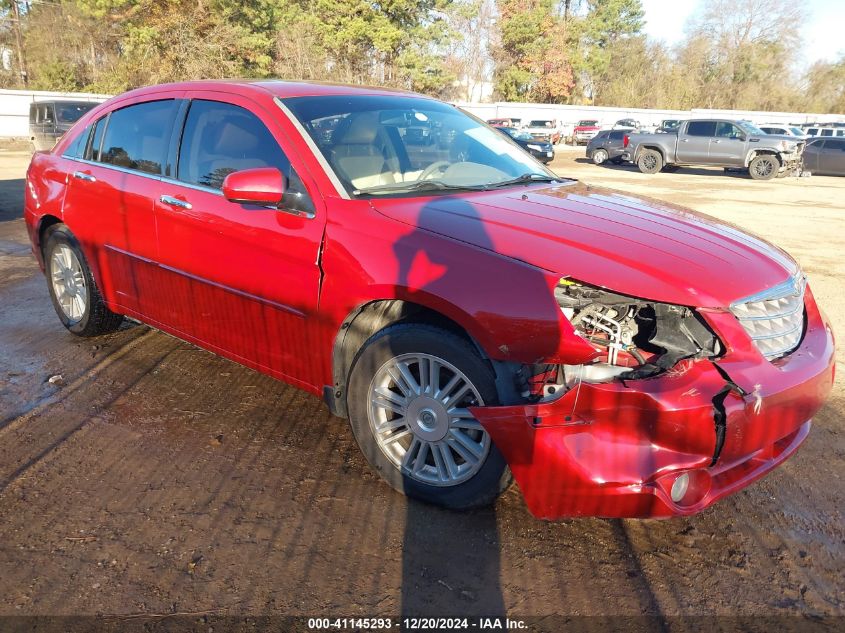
[222,167,284,206]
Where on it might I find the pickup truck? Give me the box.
[625,119,805,180]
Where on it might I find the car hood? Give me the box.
[371,181,798,308]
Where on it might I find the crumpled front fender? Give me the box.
[471,299,834,519]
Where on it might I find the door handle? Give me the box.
[72,171,96,182]
[160,195,192,210]
[712,140,721,144]
[680,138,689,142]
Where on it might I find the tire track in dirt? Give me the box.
[0,328,154,434]
[0,332,178,495]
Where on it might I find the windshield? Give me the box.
[737,121,766,136]
[56,102,96,124]
[528,120,554,127]
[578,120,598,126]
[790,127,804,136]
[282,95,557,197]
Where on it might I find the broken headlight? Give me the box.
[521,279,723,399]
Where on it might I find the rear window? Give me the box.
[687,121,717,137]
[63,124,91,159]
[98,100,179,175]
[56,102,96,124]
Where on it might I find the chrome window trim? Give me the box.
[62,156,163,182]
[273,97,350,200]
[62,156,225,196]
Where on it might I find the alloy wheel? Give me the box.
[50,244,87,323]
[367,353,490,487]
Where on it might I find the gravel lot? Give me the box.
[0,148,842,626]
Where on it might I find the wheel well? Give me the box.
[639,145,664,160]
[36,215,63,259]
[327,300,481,418]
[747,150,781,166]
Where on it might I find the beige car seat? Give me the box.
[331,112,402,190]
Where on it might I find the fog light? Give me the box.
[670,473,690,503]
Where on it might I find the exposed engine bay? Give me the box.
[520,280,722,401]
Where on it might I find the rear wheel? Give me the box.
[592,149,609,165]
[347,324,511,510]
[749,155,779,180]
[44,224,123,336]
[637,149,663,174]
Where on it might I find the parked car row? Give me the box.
[584,117,845,178]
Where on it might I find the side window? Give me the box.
[98,100,178,175]
[63,124,91,159]
[820,129,833,137]
[177,99,314,213]
[687,121,717,137]
[609,131,624,140]
[715,122,742,138]
[826,140,845,151]
[86,116,107,161]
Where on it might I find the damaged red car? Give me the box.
[25,81,835,518]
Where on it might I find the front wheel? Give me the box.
[749,155,779,180]
[346,324,511,510]
[44,224,124,336]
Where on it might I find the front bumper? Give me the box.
[472,286,835,519]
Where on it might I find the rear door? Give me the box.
[59,96,183,316]
[677,121,715,163]
[818,139,845,175]
[803,140,822,173]
[151,92,325,384]
[710,122,747,165]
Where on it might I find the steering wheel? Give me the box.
[418,160,451,181]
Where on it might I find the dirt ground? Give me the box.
[0,148,843,626]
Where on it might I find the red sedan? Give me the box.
[24,81,835,518]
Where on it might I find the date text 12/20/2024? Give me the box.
[307,617,528,630]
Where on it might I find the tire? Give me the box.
[592,149,609,165]
[43,224,124,336]
[749,155,779,180]
[346,324,511,510]
[637,149,663,174]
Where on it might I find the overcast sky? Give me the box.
[640,0,845,67]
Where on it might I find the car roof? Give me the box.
[114,79,428,101]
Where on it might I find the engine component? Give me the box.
[529,279,723,399]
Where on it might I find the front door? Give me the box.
[710,122,747,165]
[152,94,325,387]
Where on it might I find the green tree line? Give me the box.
[1,0,842,113]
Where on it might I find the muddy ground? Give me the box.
[0,148,842,627]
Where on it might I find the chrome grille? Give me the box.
[730,275,806,360]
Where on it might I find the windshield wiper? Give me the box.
[354,173,562,197]
[482,173,561,189]
[354,180,487,196]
